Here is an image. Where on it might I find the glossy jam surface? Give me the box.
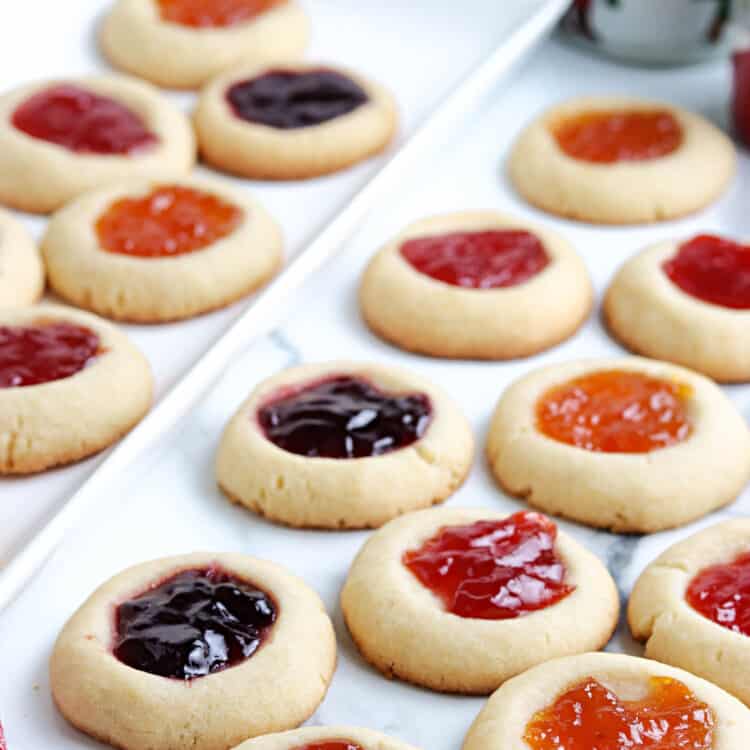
[227,70,368,129]
[687,551,750,636]
[0,323,100,389]
[258,376,431,459]
[295,743,363,750]
[158,0,283,27]
[12,85,157,155]
[114,567,276,680]
[536,370,692,454]
[96,186,243,258]
[553,109,682,163]
[663,235,750,310]
[524,676,714,750]
[403,512,574,620]
[400,230,550,289]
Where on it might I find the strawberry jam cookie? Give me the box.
[0,76,194,214]
[51,552,336,750]
[462,652,750,750]
[341,507,618,694]
[0,210,44,307]
[195,62,397,179]
[231,726,420,750]
[101,0,308,89]
[216,362,473,529]
[629,519,750,707]
[606,234,750,382]
[42,177,283,322]
[486,357,750,532]
[509,96,735,224]
[0,305,151,474]
[360,211,592,359]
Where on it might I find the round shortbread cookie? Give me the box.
[508,96,735,225]
[195,62,397,180]
[231,726,421,750]
[629,519,750,707]
[341,507,619,695]
[0,209,44,307]
[0,305,152,474]
[51,552,336,750]
[359,211,592,359]
[486,357,750,533]
[101,0,309,90]
[42,177,283,323]
[461,652,750,750]
[0,75,195,214]
[215,361,474,529]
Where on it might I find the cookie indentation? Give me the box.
[158,0,283,27]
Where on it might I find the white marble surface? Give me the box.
[2,22,750,750]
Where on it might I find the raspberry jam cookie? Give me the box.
[0,210,44,307]
[487,357,750,532]
[606,234,750,382]
[360,211,592,359]
[0,76,195,213]
[231,726,421,750]
[102,0,308,89]
[509,96,735,224]
[51,552,336,750]
[462,652,750,750]
[341,507,619,694]
[195,63,397,179]
[216,362,473,529]
[42,178,283,322]
[629,519,750,707]
[0,305,151,474]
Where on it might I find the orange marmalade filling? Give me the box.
[157,0,283,27]
[536,370,692,454]
[553,109,682,163]
[524,676,714,750]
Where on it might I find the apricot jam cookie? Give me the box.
[486,357,750,533]
[216,362,473,529]
[195,62,397,179]
[360,211,592,359]
[101,0,308,89]
[42,177,283,323]
[0,76,195,214]
[0,305,152,474]
[606,234,750,382]
[341,507,619,694]
[0,209,44,306]
[509,96,735,224]
[231,726,421,750]
[462,652,750,750]
[51,552,336,750]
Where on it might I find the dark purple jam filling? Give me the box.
[258,375,432,458]
[113,568,276,680]
[226,69,369,129]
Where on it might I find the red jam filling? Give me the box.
[114,567,276,680]
[663,235,750,310]
[96,185,243,258]
[687,551,750,636]
[400,230,550,289]
[258,375,431,459]
[536,370,692,454]
[524,676,714,749]
[403,512,574,620]
[295,744,363,750]
[158,0,283,27]
[0,721,5,750]
[0,323,100,389]
[12,84,157,155]
[733,50,750,147]
[553,109,682,163]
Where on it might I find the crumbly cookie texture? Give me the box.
[195,62,397,180]
[231,726,422,750]
[0,305,152,474]
[508,96,736,225]
[216,361,474,529]
[0,209,44,306]
[341,507,619,695]
[51,552,337,750]
[486,357,750,532]
[629,519,750,707]
[360,211,592,359]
